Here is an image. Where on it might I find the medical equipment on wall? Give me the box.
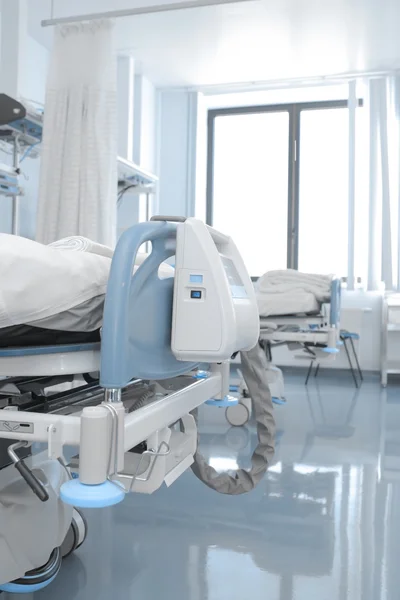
[0,162,21,197]
[0,94,43,235]
[0,217,274,592]
[0,92,158,237]
[118,156,158,221]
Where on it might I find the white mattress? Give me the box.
[0,234,174,332]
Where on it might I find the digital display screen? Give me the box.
[221,257,248,299]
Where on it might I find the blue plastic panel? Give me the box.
[205,395,239,407]
[322,347,340,354]
[100,221,198,389]
[330,278,341,327]
[341,331,360,340]
[0,573,58,593]
[0,343,99,358]
[60,479,125,508]
[190,274,203,283]
[10,117,43,141]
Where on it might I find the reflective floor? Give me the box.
[12,371,400,600]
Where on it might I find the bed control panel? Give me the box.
[171,218,259,362]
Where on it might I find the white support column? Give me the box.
[158,90,199,218]
[347,80,357,291]
[117,56,135,160]
[194,92,207,221]
[134,74,157,222]
[117,56,136,238]
[186,92,199,217]
[133,74,143,166]
[380,79,393,290]
[396,77,400,291]
[368,80,381,291]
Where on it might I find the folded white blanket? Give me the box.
[257,269,332,300]
[49,236,114,259]
[256,269,332,318]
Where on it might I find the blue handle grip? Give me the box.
[100,221,198,388]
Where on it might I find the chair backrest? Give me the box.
[330,278,341,327]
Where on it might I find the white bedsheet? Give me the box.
[49,236,114,259]
[256,269,332,317]
[0,234,173,331]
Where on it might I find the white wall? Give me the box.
[158,91,190,217]
[117,55,134,160]
[157,90,201,218]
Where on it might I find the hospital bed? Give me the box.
[227,277,341,426]
[258,277,341,350]
[0,217,274,593]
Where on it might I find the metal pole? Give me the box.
[105,389,122,403]
[347,80,356,291]
[11,138,20,236]
[368,81,379,291]
[41,0,256,27]
[145,193,151,251]
[145,192,150,222]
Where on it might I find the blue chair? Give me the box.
[305,331,363,388]
[339,330,363,388]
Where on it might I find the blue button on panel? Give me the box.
[191,290,202,299]
[190,274,203,283]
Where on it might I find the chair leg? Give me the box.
[305,360,314,385]
[343,338,359,388]
[349,337,363,381]
[314,363,320,378]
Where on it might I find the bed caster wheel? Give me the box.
[226,396,251,427]
[0,547,62,593]
[61,508,88,558]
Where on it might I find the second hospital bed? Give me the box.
[227,273,341,426]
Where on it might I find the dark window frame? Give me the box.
[206,99,359,271]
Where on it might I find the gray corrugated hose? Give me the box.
[191,343,276,494]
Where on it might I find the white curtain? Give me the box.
[365,76,400,290]
[36,20,117,246]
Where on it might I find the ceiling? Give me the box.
[28,0,400,88]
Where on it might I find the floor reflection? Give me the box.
[22,374,400,600]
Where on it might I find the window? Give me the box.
[210,110,290,275]
[207,100,352,277]
[297,107,349,275]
